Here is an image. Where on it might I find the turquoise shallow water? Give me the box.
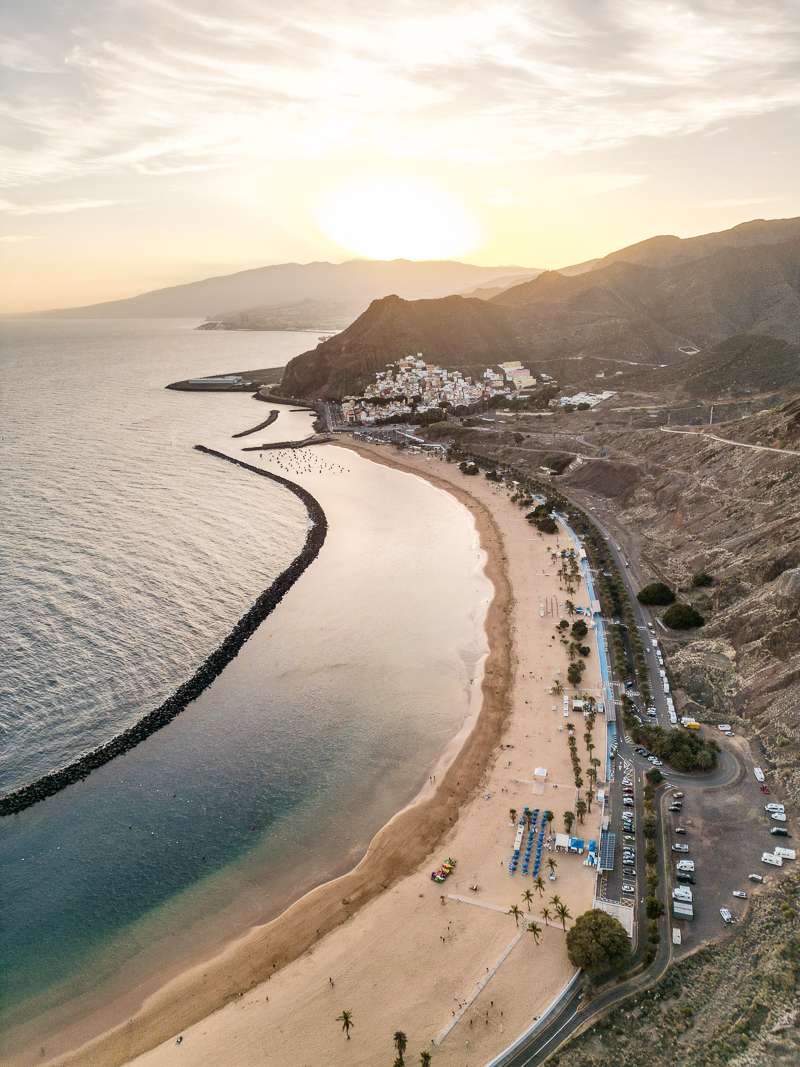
[0,321,490,1058]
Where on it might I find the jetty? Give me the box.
[241,434,332,452]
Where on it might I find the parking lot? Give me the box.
[663,734,790,955]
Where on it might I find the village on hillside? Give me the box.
[341,355,613,425]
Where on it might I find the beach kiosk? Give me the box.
[555,833,570,854]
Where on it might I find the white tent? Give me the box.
[534,767,548,778]
[555,833,570,852]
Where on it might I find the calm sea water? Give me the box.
[0,320,490,1057]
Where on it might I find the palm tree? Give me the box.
[525,809,534,831]
[541,906,551,927]
[509,808,518,824]
[509,904,523,927]
[556,902,572,930]
[563,811,575,833]
[337,1010,354,1039]
[546,857,557,875]
[696,747,715,770]
[420,1052,432,1067]
[522,888,534,911]
[552,679,564,694]
[565,599,576,617]
[544,811,554,832]
[533,875,546,897]
[527,921,542,944]
[394,1031,408,1065]
[575,799,587,824]
[550,894,562,908]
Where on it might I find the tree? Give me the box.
[552,679,564,694]
[337,1010,354,1039]
[571,619,588,638]
[541,907,552,927]
[563,811,575,833]
[642,819,658,840]
[523,889,534,911]
[645,896,665,919]
[525,809,534,830]
[636,582,676,606]
[645,768,664,785]
[645,843,658,865]
[556,902,572,930]
[566,909,631,976]
[533,875,546,897]
[547,857,557,875]
[575,799,587,824]
[509,808,518,824]
[663,603,705,630]
[509,904,523,927]
[394,1031,408,1065]
[527,921,542,944]
[544,811,555,832]
[420,1053,432,1067]
[565,600,576,617]
[567,663,583,686]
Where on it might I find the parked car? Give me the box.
[765,803,785,813]
[733,890,747,899]
[622,884,635,894]
[672,844,690,853]
[719,908,735,924]
[669,804,682,813]
[771,812,787,823]
[676,872,696,884]
[647,710,658,717]
[650,758,662,766]
[673,792,685,799]
[623,867,636,878]
[771,827,791,837]
[675,827,687,834]
[748,873,764,883]
[623,798,634,807]
[623,835,636,844]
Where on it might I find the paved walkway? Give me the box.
[660,426,800,457]
[434,930,524,1044]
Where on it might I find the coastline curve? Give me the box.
[0,449,328,818]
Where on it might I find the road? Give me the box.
[660,425,800,457]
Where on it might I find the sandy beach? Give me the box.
[45,440,605,1067]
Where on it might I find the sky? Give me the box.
[2,0,799,313]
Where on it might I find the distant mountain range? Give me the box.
[280,217,800,400]
[17,259,544,325]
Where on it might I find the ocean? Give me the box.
[0,320,490,1057]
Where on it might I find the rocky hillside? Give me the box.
[560,401,800,803]
[281,218,800,399]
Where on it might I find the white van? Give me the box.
[676,860,695,872]
[754,767,765,783]
[672,886,693,903]
[773,847,796,860]
[765,803,785,813]
[718,724,731,732]
[762,851,783,867]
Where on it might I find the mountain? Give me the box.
[281,220,800,399]
[589,216,800,272]
[631,335,800,400]
[16,259,542,322]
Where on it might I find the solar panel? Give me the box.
[599,831,616,871]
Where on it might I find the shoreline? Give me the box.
[34,442,513,1067]
[0,451,327,817]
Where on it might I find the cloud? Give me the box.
[2,0,799,193]
[0,197,134,216]
[0,234,42,242]
[710,198,773,208]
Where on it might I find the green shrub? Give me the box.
[637,582,676,606]
[691,571,713,587]
[663,603,706,630]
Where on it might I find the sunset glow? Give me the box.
[316,177,481,261]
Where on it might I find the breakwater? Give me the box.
[0,449,328,818]
[232,410,279,438]
[241,434,332,452]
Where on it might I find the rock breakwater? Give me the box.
[0,448,328,818]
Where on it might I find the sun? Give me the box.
[316,175,481,260]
